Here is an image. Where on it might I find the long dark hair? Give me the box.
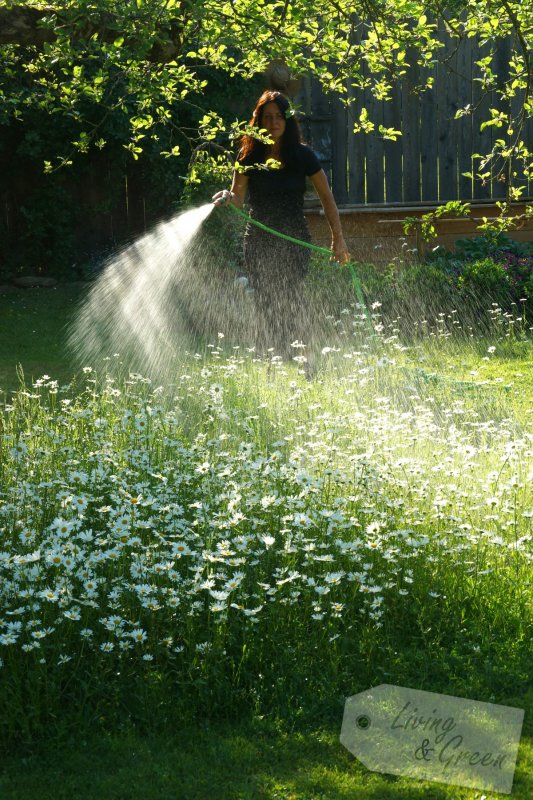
[239,91,302,165]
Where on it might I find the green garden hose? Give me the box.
[227,203,372,331]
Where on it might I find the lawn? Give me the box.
[0,284,88,394]
[1,715,532,800]
[0,283,531,800]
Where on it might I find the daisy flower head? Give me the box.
[10,441,28,459]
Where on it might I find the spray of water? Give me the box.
[69,201,352,383]
[68,199,514,403]
[69,203,255,381]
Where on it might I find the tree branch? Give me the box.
[0,5,183,63]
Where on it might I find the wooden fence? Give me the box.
[1,151,156,272]
[297,25,533,206]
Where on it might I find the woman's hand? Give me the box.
[331,236,351,264]
[212,189,235,207]
[213,172,247,208]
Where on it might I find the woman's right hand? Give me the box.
[212,189,235,207]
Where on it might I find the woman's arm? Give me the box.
[310,169,350,263]
[212,171,248,208]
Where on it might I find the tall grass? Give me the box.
[0,307,531,751]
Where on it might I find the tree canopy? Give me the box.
[0,0,532,206]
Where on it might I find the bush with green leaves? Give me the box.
[457,258,511,308]
[179,149,247,279]
[422,234,533,316]
[0,58,259,280]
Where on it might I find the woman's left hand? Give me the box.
[331,237,351,264]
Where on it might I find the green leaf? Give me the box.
[378,125,402,141]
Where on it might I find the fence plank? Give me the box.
[436,24,459,200]
[383,82,403,203]
[457,36,474,200]
[364,86,384,203]
[402,53,422,202]
[510,80,529,198]
[420,75,438,202]
[127,163,148,237]
[346,79,366,204]
[526,116,533,198]
[491,38,511,200]
[306,79,333,183]
[298,75,314,150]
[471,41,493,201]
[330,93,349,204]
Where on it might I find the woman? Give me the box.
[213,90,349,358]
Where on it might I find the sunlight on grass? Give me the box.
[0,715,531,799]
[1,324,531,729]
[0,292,531,800]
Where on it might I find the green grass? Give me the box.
[396,337,533,420]
[1,708,531,800]
[0,284,86,393]
[1,284,532,415]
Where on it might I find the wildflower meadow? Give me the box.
[1,299,531,774]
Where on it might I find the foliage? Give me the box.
[402,201,533,264]
[395,260,456,310]
[179,149,247,277]
[0,55,259,278]
[181,148,236,207]
[14,181,79,275]
[323,243,531,355]
[0,0,531,203]
[390,254,532,322]
[454,231,533,260]
[1,2,532,275]
[309,239,532,331]
[402,202,472,259]
[430,233,533,309]
[457,257,512,307]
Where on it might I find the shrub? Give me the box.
[455,232,533,261]
[180,149,247,278]
[386,260,457,321]
[458,258,512,309]
[425,234,533,318]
